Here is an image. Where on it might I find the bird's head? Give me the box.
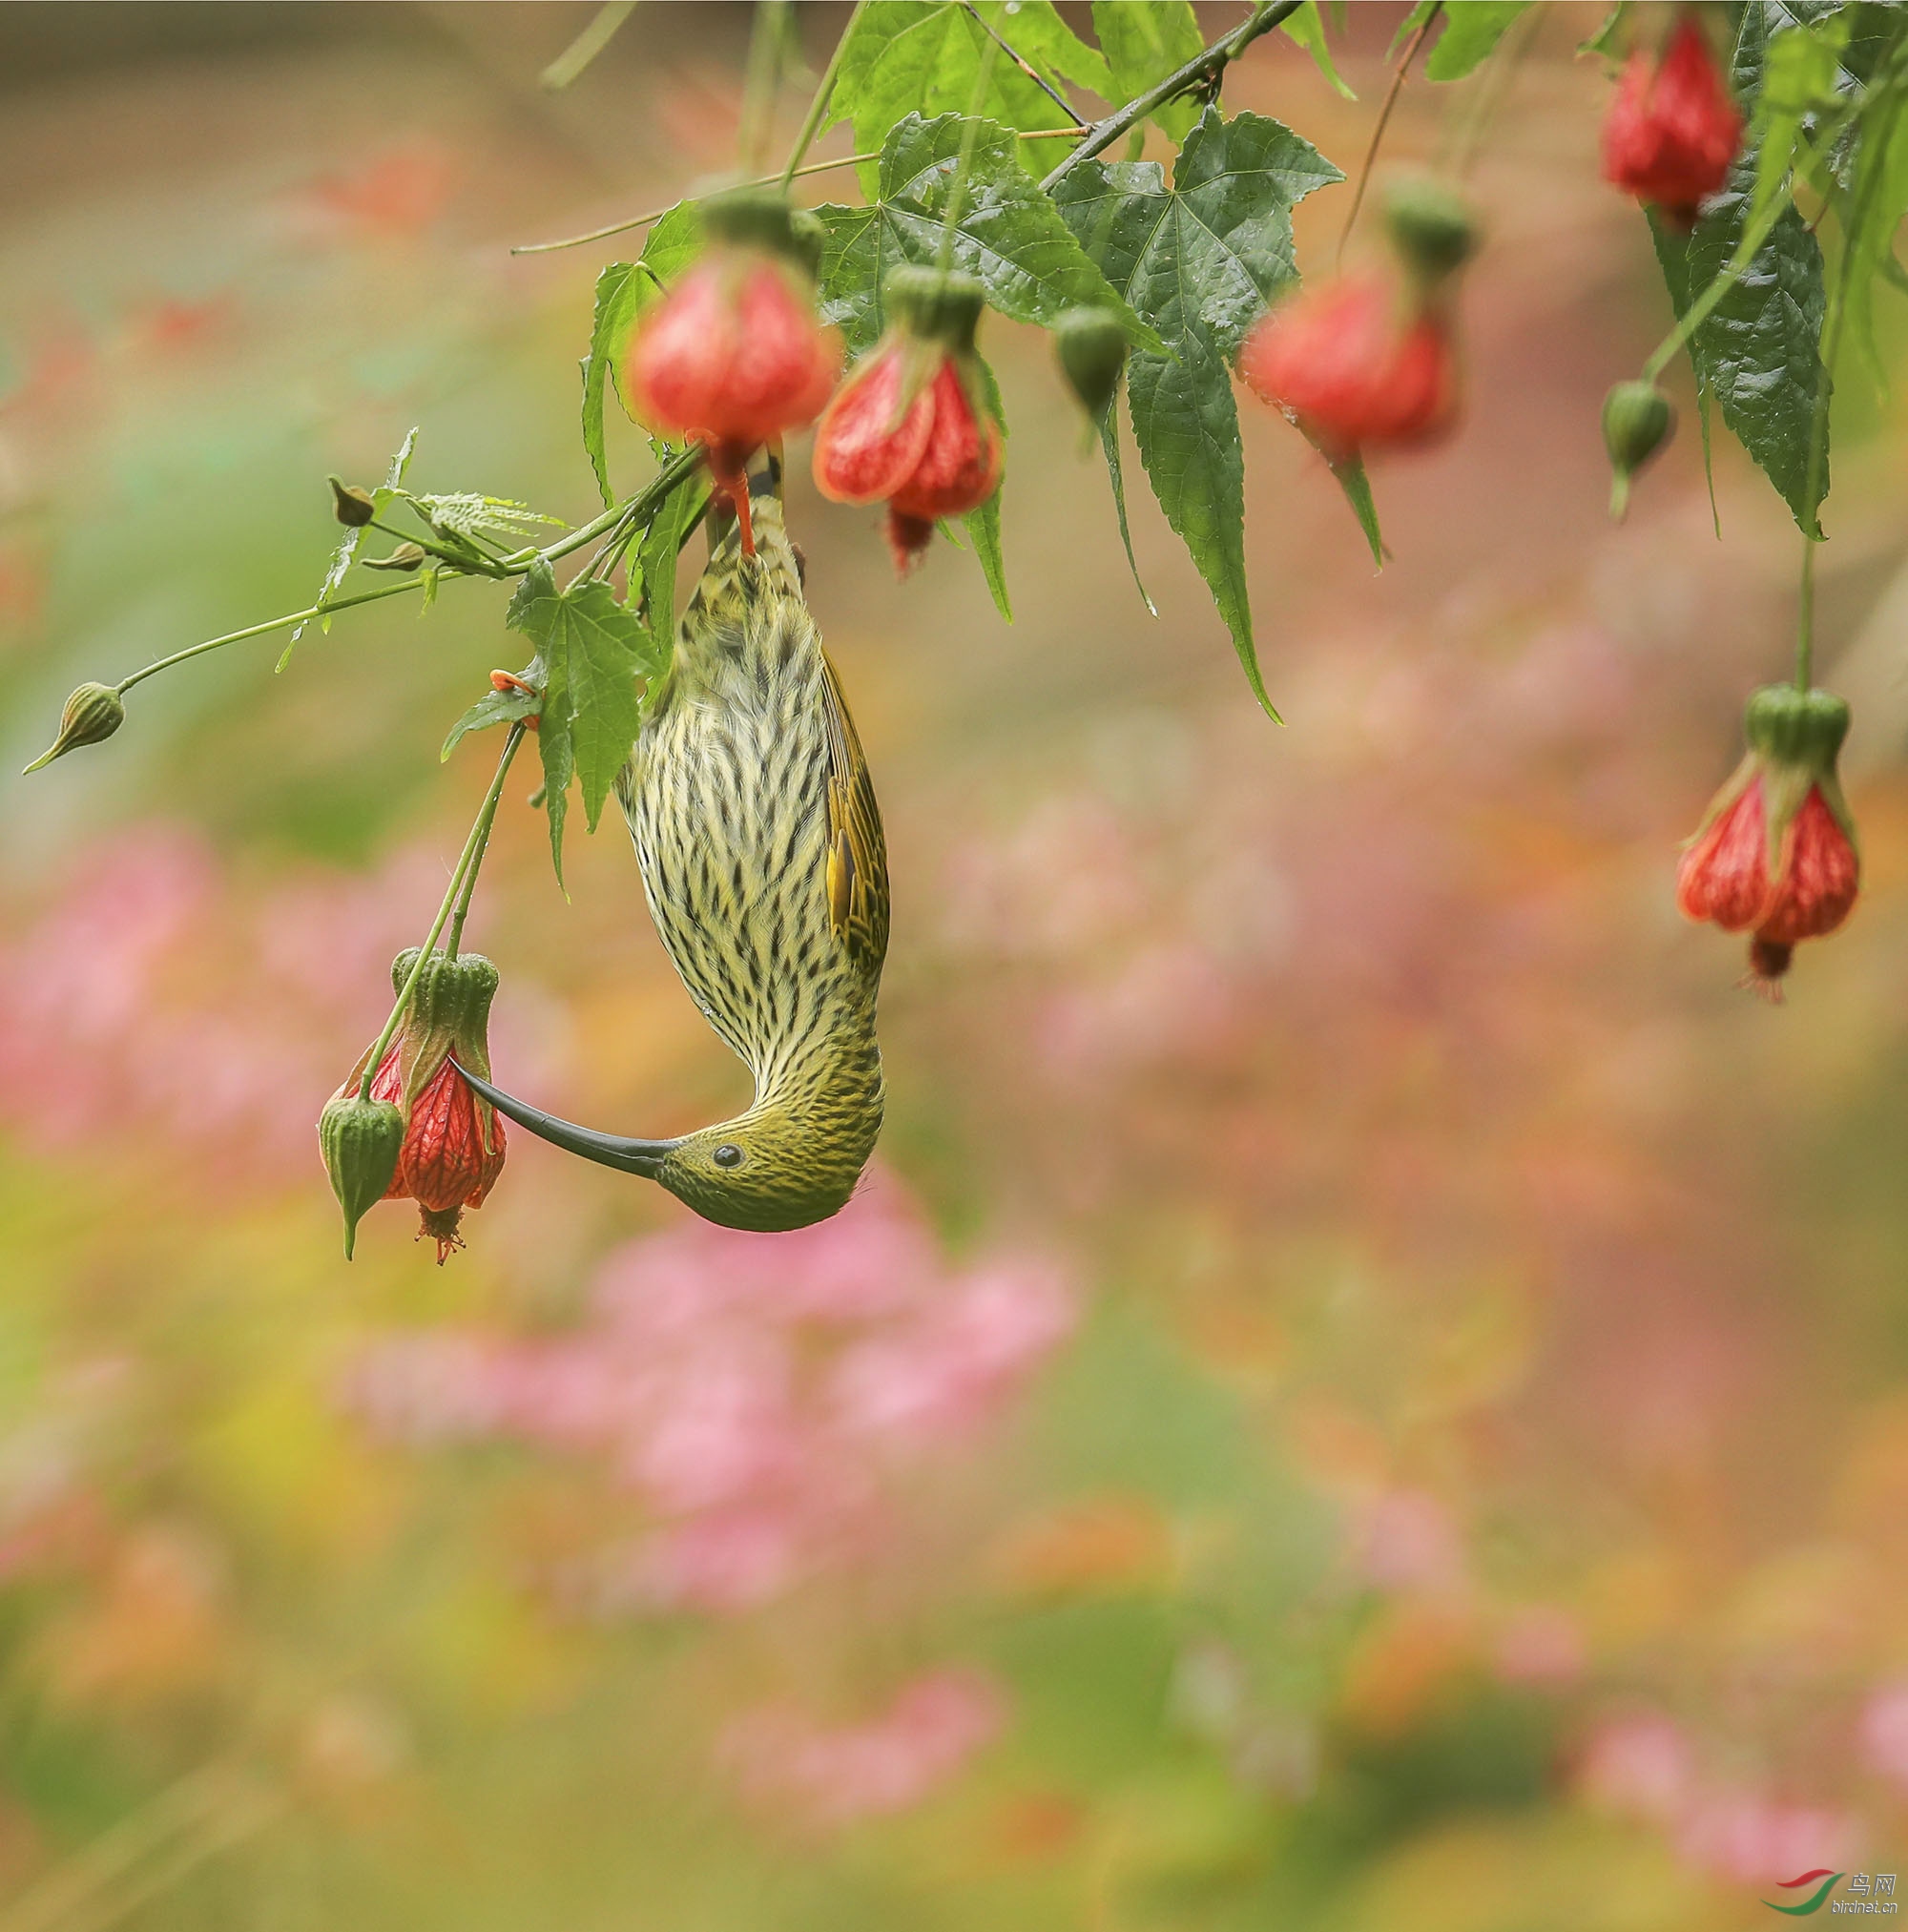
[449,1063,877,1234]
[652,1111,871,1232]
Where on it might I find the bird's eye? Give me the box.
[713,1143,745,1169]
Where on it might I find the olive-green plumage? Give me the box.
[462,483,889,1232]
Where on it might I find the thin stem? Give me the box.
[1042,0,1301,193]
[114,578,425,696]
[779,0,867,187]
[366,518,505,577]
[512,128,1086,258]
[961,2,1087,129]
[737,0,793,177]
[1338,2,1441,266]
[1796,537,1815,690]
[539,0,638,91]
[939,31,1003,272]
[358,723,529,1099]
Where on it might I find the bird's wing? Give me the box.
[819,649,889,973]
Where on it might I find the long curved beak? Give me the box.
[450,1060,675,1180]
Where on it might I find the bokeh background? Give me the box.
[5,4,1908,1926]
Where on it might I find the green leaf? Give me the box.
[579,204,698,509]
[1091,0,1204,142]
[1424,1,1531,81]
[637,197,702,290]
[834,1,1085,188]
[507,561,653,882]
[813,113,1165,357]
[823,2,936,134]
[974,0,1114,100]
[635,468,711,664]
[441,677,541,762]
[1325,450,1383,567]
[582,262,642,510]
[1100,391,1156,617]
[1390,0,1439,57]
[285,425,417,664]
[960,352,1010,621]
[963,489,1010,620]
[1578,3,1627,58]
[1676,173,1830,532]
[1054,108,1343,717]
[1282,1,1356,99]
[1842,90,1908,386]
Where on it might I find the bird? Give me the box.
[456,462,889,1232]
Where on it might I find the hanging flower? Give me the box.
[332,948,507,1260]
[1240,277,1456,458]
[1602,15,1742,224]
[1676,685,1859,994]
[626,189,840,554]
[1239,178,1475,461]
[812,266,1003,575]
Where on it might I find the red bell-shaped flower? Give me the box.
[1676,685,1859,994]
[1239,275,1457,460]
[335,948,508,1260]
[812,266,1003,574]
[1240,180,1474,462]
[1602,15,1742,223]
[626,190,840,554]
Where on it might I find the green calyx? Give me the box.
[1744,683,1851,773]
[23,682,126,775]
[701,187,811,272]
[1382,177,1479,288]
[1602,381,1676,521]
[319,1092,404,1259]
[1054,308,1128,425]
[883,265,986,351]
[388,947,501,1071]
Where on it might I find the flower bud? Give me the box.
[319,1092,404,1258]
[328,476,377,527]
[23,682,126,775]
[1054,308,1128,426]
[1381,177,1479,288]
[363,542,426,572]
[788,208,827,280]
[1602,381,1676,520]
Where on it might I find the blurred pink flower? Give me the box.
[1676,1795,1859,1884]
[1859,1683,1908,1792]
[343,1174,1074,1613]
[718,1668,1006,1828]
[1352,1488,1467,1595]
[1576,1712,1691,1824]
[1492,1605,1586,1687]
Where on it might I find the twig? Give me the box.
[539,0,637,91]
[779,0,867,186]
[357,723,529,1101]
[961,1,1088,128]
[1041,0,1303,193]
[513,128,1087,257]
[1338,1,1441,265]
